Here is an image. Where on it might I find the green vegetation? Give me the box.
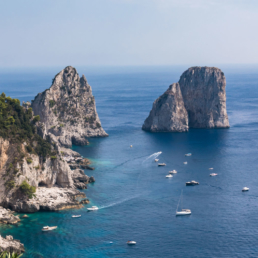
[49,100,55,108]
[0,251,23,258]
[26,145,32,153]
[51,156,57,160]
[32,115,40,123]
[96,122,101,128]
[34,165,40,170]
[20,180,36,199]
[26,158,32,164]
[59,123,64,127]
[5,180,15,189]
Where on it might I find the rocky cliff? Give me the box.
[142,83,188,132]
[31,66,108,147]
[142,66,229,132]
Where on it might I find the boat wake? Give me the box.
[143,151,162,163]
[99,195,139,210]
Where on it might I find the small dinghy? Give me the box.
[185,153,192,156]
[154,159,159,162]
[127,240,136,245]
[210,173,218,177]
[169,170,177,174]
[72,215,81,218]
[242,187,249,192]
[183,162,187,164]
[158,163,166,166]
[166,174,173,178]
[87,206,99,211]
[186,180,199,186]
[209,168,214,170]
[42,226,57,231]
[130,145,133,148]
[176,191,191,216]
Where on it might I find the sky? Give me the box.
[1,0,258,67]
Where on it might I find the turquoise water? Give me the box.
[1,66,258,257]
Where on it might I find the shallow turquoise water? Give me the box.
[1,66,258,257]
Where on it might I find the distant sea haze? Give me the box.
[0,66,258,257]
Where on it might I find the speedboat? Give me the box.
[42,226,57,231]
[210,173,218,177]
[242,187,249,192]
[127,241,136,245]
[176,209,192,216]
[169,170,177,174]
[185,153,192,156]
[158,163,166,166]
[87,206,99,211]
[186,180,199,186]
[166,174,173,178]
[183,162,187,164]
[154,159,159,162]
[209,168,213,170]
[72,215,81,218]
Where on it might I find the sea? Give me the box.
[0,65,258,257]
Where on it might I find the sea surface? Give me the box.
[0,65,258,257]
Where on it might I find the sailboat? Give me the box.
[176,191,191,216]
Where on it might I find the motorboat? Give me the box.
[72,215,81,218]
[166,174,173,178]
[209,168,213,170]
[42,226,57,231]
[185,153,192,156]
[242,187,249,192]
[87,206,99,211]
[127,241,136,245]
[183,162,187,164]
[154,159,159,162]
[158,163,166,166]
[210,173,218,177]
[176,190,191,216]
[186,180,199,186]
[169,170,177,174]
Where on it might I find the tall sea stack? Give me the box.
[142,66,229,132]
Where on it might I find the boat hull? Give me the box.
[176,212,191,216]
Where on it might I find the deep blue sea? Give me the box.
[1,65,258,257]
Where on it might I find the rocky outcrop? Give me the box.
[142,83,188,132]
[0,207,20,225]
[143,66,229,131]
[31,66,108,148]
[0,235,24,254]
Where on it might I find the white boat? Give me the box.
[184,162,187,164]
[176,190,191,216]
[87,206,99,211]
[185,153,192,156]
[158,163,166,166]
[42,226,57,231]
[210,173,218,177]
[127,241,136,245]
[209,168,213,170]
[130,145,133,148]
[166,174,173,178]
[169,170,177,174]
[242,187,249,192]
[154,159,159,162]
[72,215,81,218]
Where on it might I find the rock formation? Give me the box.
[31,66,108,147]
[142,66,229,132]
[142,83,188,132]
[0,235,24,254]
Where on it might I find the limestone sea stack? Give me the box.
[142,66,229,132]
[31,66,108,147]
[179,67,229,128]
[142,83,188,132]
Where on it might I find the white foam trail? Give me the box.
[99,195,138,210]
[143,151,162,163]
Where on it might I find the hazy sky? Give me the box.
[1,0,258,67]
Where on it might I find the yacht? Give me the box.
[42,226,57,231]
[158,163,166,166]
[87,206,99,211]
[72,215,81,218]
[185,153,192,156]
[154,159,159,162]
[210,173,218,177]
[127,241,136,245]
[183,162,187,164]
[176,191,191,216]
[169,170,177,174]
[242,187,249,192]
[186,180,199,186]
[166,174,173,178]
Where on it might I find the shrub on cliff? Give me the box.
[20,180,36,199]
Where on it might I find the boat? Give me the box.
[130,145,133,148]
[158,163,166,166]
[209,168,213,170]
[154,159,159,162]
[242,187,249,192]
[185,153,192,156]
[127,241,136,245]
[87,206,99,211]
[166,174,173,178]
[186,180,199,186]
[183,162,187,164]
[169,170,177,174]
[210,173,218,177]
[176,191,191,216]
[72,215,81,218]
[42,226,57,231]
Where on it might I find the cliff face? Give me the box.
[142,66,229,132]
[31,66,108,147]
[179,67,229,128]
[142,83,188,132]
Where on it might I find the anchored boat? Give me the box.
[166,174,173,178]
[176,191,191,216]
[127,240,136,245]
[42,226,57,231]
[72,215,81,218]
[158,163,166,166]
[210,173,218,177]
[242,187,249,192]
[186,180,199,186]
[169,170,177,174]
[185,153,192,156]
